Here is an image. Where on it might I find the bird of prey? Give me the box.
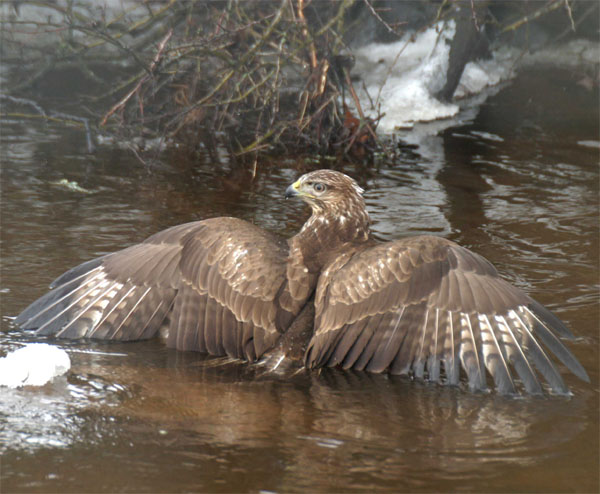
[15,169,589,394]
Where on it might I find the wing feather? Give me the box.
[367,307,406,373]
[77,283,136,338]
[443,311,462,385]
[522,306,589,382]
[510,309,567,392]
[412,308,431,379]
[479,314,516,394]
[35,271,111,336]
[106,286,153,339]
[307,235,588,394]
[17,218,297,361]
[496,314,542,394]
[389,303,428,375]
[169,285,201,351]
[352,313,388,371]
[49,259,105,289]
[427,308,441,382]
[329,318,370,368]
[459,313,486,390]
[221,302,238,357]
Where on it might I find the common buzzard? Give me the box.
[15,169,589,394]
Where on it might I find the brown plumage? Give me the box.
[16,169,589,394]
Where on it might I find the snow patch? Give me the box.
[0,344,71,388]
[455,47,517,98]
[578,140,600,149]
[522,39,600,68]
[350,26,599,135]
[351,21,459,133]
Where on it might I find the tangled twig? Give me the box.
[100,29,173,126]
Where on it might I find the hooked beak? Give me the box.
[285,180,301,199]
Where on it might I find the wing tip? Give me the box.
[528,300,575,338]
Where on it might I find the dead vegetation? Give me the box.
[1,0,596,166]
[2,0,382,163]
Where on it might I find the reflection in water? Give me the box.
[1,343,590,492]
[1,67,598,493]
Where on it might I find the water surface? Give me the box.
[1,68,598,493]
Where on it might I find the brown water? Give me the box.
[1,68,598,493]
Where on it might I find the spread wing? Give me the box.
[15,218,293,361]
[306,236,589,394]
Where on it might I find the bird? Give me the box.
[15,169,589,395]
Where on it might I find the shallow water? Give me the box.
[1,68,598,493]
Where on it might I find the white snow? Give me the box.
[522,38,600,68]
[349,21,519,133]
[455,46,517,98]
[349,24,598,135]
[351,21,460,133]
[578,140,600,149]
[0,343,71,388]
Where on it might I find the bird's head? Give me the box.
[286,169,364,211]
[286,169,370,242]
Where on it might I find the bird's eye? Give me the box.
[313,182,326,193]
